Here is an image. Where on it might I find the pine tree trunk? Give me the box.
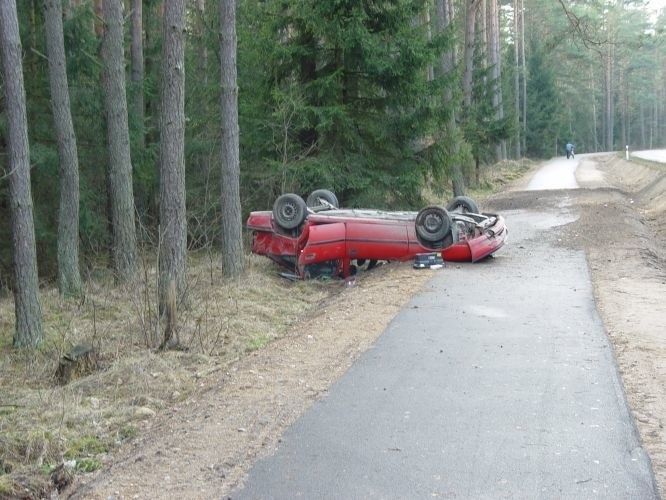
[158,0,187,322]
[480,0,488,80]
[101,0,138,282]
[605,47,613,150]
[219,0,244,278]
[513,0,521,158]
[520,0,526,154]
[131,0,145,150]
[44,0,82,299]
[488,0,505,162]
[424,5,434,82]
[195,0,209,84]
[640,101,645,149]
[652,96,657,149]
[463,0,480,109]
[0,0,44,347]
[435,0,465,197]
[588,64,599,152]
[94,0,103,36]
[620,70,627,149]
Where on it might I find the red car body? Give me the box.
[247,203,507,279]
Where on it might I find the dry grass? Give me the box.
[466,158,537,200]
[422,159,536,206]
[0,251,333,497]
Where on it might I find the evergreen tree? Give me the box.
[525,42,559,158]
[241,0,442,208]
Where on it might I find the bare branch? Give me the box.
[556,0,605,51]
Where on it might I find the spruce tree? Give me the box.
[525,43,559,158]
[242,0,441,208]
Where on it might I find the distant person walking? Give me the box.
[566,142,575,159]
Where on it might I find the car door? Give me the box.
[298,222,346,267]
[346,219,410,260]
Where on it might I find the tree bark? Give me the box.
[513,0,521,158]
[101,0,138,282]
[130,0,145,150]
[605,42,614,150]
[43,0,83,299]
[94,0,103,36]
[219,0,244,277]
[588,64,599,152]
[639,101,645,150]
[425,4,434,82]
[435,0,465,196]
[520,0,526,155]
[463,0,480,109]
[158,0,187,325]
[488,0,505,161]
[480,0,488,81]
[603,10,615,151]
[195,0,209,84]
[0,0,44,347]
[620,69,628,149]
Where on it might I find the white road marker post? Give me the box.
[626,145,629,160]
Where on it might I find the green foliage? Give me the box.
[245,333,271,352]
[464,64,514,164]
[117,424,138,441]
[64,435,108,460]
[525,42,560,158]
[75,458,102,473]
[237,0,444,209]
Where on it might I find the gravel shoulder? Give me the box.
[67,154,666,499]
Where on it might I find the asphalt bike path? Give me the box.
[231,160,657,499]
[526,155,579,190]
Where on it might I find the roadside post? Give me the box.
[626,145,629,160]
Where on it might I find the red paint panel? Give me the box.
[298,222,346,266]
[252,230,299,256]
[442,242,472,261]
[345,220,410,260]
[246,211,272,231]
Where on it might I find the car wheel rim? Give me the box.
[281,203,297,222]
[424,213,443,233]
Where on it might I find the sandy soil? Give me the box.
[66,154,666,499]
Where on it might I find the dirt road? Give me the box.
[68,154,666,499]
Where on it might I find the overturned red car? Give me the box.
[246,190,507,279]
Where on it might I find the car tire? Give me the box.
[273,193,307,230]
[306,189,339,209]
[446,196,479,214]
[416,205,451,242]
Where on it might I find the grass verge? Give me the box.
[0,252,333,498]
